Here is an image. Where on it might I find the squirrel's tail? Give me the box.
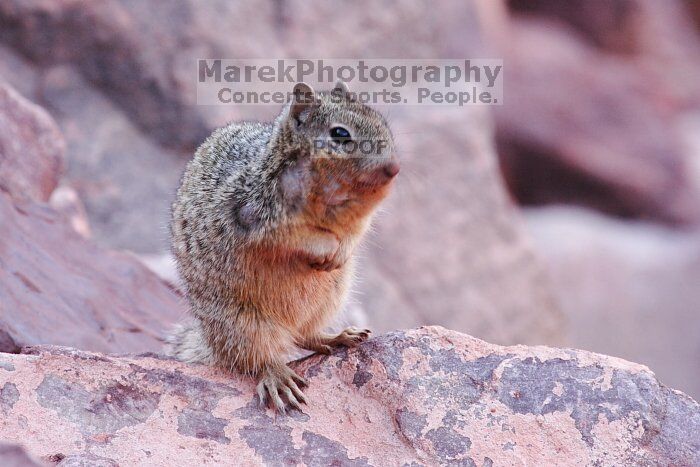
[164,319,215,365]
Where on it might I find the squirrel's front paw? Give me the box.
[328,327,371,347]
[300,232,348,271]
[308,251,346,271]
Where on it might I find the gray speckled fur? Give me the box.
[165,82,396,409]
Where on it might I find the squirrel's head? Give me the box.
[272,81,399,234]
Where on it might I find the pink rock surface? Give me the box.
[494,16,700,225]
[0,80,64,202]
[0,76,184,354]
[0,192,184,352]
[495,0,700,226]
[0,189,184,354]
[0,327,696,466]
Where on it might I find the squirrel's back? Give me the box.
[170,121,275,302]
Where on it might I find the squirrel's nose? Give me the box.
[382,160,400,179]
[361,159,400,187]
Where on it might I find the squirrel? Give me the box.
[166,81,399,413]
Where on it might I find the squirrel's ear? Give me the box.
[333,80,349,95]
[290,82,318,122]
[331,80,355,102]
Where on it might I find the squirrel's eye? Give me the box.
[329,126,351,142]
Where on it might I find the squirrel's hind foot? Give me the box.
[257,365,308,414]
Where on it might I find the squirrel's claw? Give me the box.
[267,381,287,414]
[291,372,309,388]
[257,382,268,407]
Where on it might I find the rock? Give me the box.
[0,51,188,255]
[0,0,213,150]
[0,76,184,353]
[0,327,697,465]
[0,443,43,467]
[0,189,185,353]
[524,205,700,400]
[361,108,563,345]
[49,184,91,238]
[0,80,64,202]
[506,0,643,53]
[494,17,700,225]
[507,0,700,106]
[0,0,486,151]
[38,65,188,253]
[0,49,190,254]
[136,253,182,292]
[278,0,485,58]
[507,0,700,61]
[691,1,700,32]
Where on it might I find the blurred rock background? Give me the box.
[492,0,700,401]
[0,0,698,399]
